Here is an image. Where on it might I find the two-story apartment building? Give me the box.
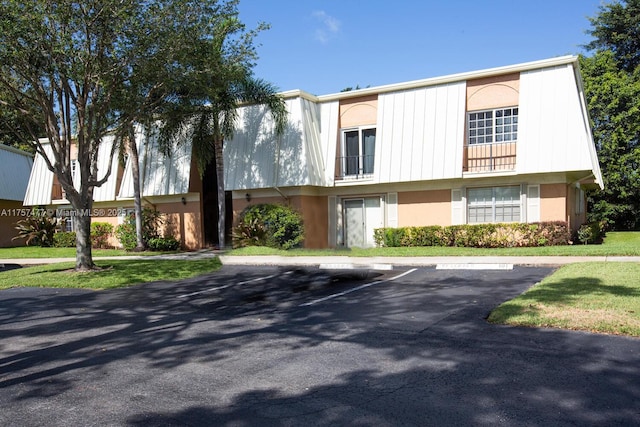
[225,55,602,248]
[22,56,602,250]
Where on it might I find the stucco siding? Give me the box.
[540,183,567,222]
[398,190,451,226]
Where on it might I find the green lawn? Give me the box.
[488,262,640,337]
[0,258,221,290]
[0,246,143,258]
[229,231,640,257]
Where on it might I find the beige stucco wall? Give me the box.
[540,183,567,223]
[232,195,328,249]
[466,73,520,111]
[398,190,451,227]
[156,200,203,250]
[54,195,204,250]
[566,186,587,233]
[339,94,378,128]
[0,200,27,247]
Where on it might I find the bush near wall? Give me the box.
[233,203,304,250]
[53,231,77,248]
[91,222,114,249]
[374,222,571,248]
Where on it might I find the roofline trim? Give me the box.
[278,55,579,102]
[0,143,34,158]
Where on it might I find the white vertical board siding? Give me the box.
[225,104,276,190]
[93,136,120,202]
[225,98,322,190]
[300,98,325,186]
[0,146,33,201]
[518,65,594,174]
[119,127,192,198]
[141,131,191,196]
[277,98,309,187]
[376,82,466,183]
[320,101,339,186]
[24,144,55,205]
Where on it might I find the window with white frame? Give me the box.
[468,107,518,145]
[468,186,521,223]
[340,127,376,177]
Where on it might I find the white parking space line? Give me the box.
[436,263,513,270]
[178,273,285,298]
[299,268,417,307]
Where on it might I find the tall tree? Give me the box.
[0,0,266,268]
[583,0,640,230]
[580,52,640,229]
[586,0,640,72]
[159,74,288,249]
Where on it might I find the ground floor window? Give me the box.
[467,186,520,223]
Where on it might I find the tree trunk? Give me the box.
[74,196,94,271]
[129,135,145,251]
[215,137,226,249]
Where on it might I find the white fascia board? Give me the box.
[278,56,579,102]
[571,60,604,189]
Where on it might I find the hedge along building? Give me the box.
[22,126,219,250]
[0,144,34,247]
[225,56,603,248]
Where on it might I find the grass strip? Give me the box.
[488,262,640,337]
[227,231,640,257]
[0,258,222,290]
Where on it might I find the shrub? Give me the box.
[147,236,181,251]
[91,222,113,249]
[234,204,304,250]
[13,214,57,247]
[232,217,269,248]
[374,222,571,248]
[115,208,164,250]
[576,221,605,245]
[53,231,77,247]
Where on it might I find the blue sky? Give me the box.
[238,0,605,95]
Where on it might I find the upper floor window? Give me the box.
[468,107,518,145]
[338,127,376,178]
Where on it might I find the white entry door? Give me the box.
[343,197,382,248]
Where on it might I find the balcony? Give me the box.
[335,154,375,180]
[464,141,516,173]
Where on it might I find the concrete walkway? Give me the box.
[2,250,639,267]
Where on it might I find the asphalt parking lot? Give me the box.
[1,265,639,426]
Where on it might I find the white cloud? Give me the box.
[312,10,341,44]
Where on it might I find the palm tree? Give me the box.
[158,75,287,248]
